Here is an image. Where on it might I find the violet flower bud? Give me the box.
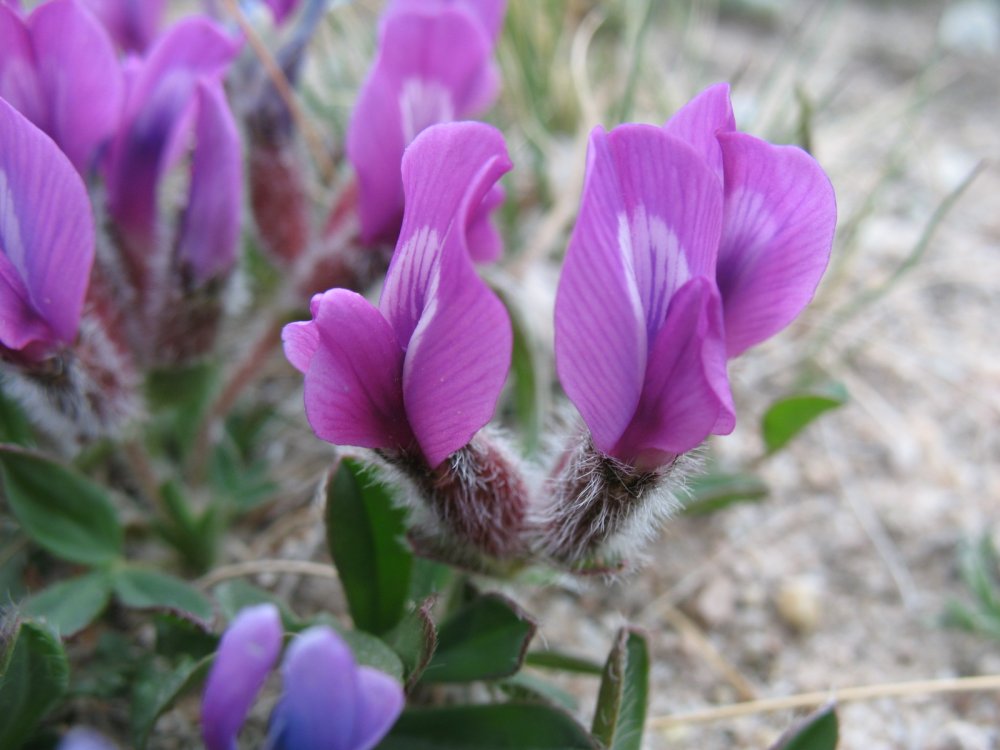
[346,0,506,253]
[201,604,404,750]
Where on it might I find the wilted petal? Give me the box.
[268,626,360,750]
[0,5,46,127]
[466,183,505,263]
[346,3,496,244]
[27,0,123,174]
[298,289,413,452]
[79,0,165,53]
[201,604,283,750]
[0,98,94,351]
[176,79,242,284]
[611,277,734,466]
[716,131,836,357]
[375,123,512,467]
[351,666,405,750]
[662,82,735,181]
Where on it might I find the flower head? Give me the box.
[0,96,95,360]
[284,121,513,469]
[0,0,123,173]
[346,0,506,251]
[201,604,404,750]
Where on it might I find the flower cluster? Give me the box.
[285,81,835,570]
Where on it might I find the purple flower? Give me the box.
[263,0,300,25]
[57,728,118,750]
[79,0,165,53]
[555,85,836,469]
[346,0,506,252]
[554,124,735,470]
[201,604,404,750]
[284,121,513,469]
[663,83,837,357]
[0,0,123,173]
[0,96,95,360]
[103,16,241,280]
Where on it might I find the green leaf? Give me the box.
[504,294,543,454]
[682,472,769,516]
[379,703,599,749]
[326,459,412,634]
[408,557,454,601]
[769,704,839,750]
[131,655,213,750]
[499,672,579,711]
[422,592,536,684]
[384,597,438,690]
[145,363,218,461]
[23,571,113,637]
[0,445,123,566]
[0,620,70,749]
[762,384,847,454]
[524,649,605,676]
[113,567,213,624]
[0,385,33,446]
[592,627,650,750]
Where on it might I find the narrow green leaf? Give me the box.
[525,649,605,676]
[421,592,536,684]
[504,294,543,454]
[131,656,213,750]
[408,557,454,601]
[762,384,848,454]
[592,627,650,750]
[0,620,70,749]
[0,444,123,566]
[113,567,213,624]
[379,703,599,749]
[326,459,412,634]
[384,597,438,690]
[145,362,218,461]
[24,571,113,637]
[769,703,839,750]
[682,472,769,516]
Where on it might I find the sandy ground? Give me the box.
[518,1,1000,748]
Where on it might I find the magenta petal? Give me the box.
[268,627,359,750]
[301,289,413,452]
[466,183,505,263]
[716,131,837,357]
[604,124,724,336]
[402,227,512,467]
[554,127,645,453]
[0,6,47,130]
[351,666,405,750]
[176,80,241,284]
[28,0,123,174]
[612,277,734,466]
[381,123,513,467]
[281,320,318,375]
[264,0,299,24]
[662,82,735,181]
[380,122,511,344]
[0,98,94,350]
[346,3,496,244]
[201,604,282,750]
